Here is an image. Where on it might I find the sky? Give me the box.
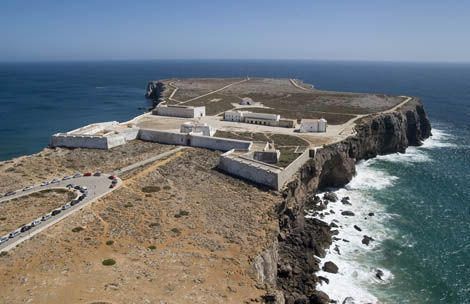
[1,0,470,62]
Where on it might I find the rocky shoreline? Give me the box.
[263,98,431,303]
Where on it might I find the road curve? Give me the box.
[0,174,121,252]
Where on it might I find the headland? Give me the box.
[0,77,431,303]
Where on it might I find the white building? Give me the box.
[299,118,327,133]
[240,97,255,105]
[153,105,206,118]
[224,110,245,122]
[180,122,216,136]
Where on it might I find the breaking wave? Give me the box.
[308,128,455,303]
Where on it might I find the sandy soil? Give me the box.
[0,189,75,235]
[0,147,279,304]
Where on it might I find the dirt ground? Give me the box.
[0,140,175,194]
[0,189,75,235]
[0,146,279,304]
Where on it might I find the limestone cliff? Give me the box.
[261,98,431,304]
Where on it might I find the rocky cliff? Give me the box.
[145,81,165,103]
[261,98,431,304]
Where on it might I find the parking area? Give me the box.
[0,172,121,251]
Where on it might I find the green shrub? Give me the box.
[102,259,116,266]
[0,217,6,221]
[141,186,161,193]
[106,240,114,246]
[72,227,84,233]
[171,228,181,236]
[124,202,133,208]
[148,245,156,250]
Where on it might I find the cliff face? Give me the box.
[261,99,431,304]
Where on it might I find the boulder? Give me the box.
[362,235,374,246]
[342,297,356,304]
[341,211,355,216]
[323,192,338,202]
[376,269,384,280]
[309,290,330,304]
[341,197,351,205]
[353,225,362,231]
[322,261,338,273]
[318,276,329,284]
[263,290,285,304]
[368,212,375,216]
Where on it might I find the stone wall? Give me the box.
[50,134,110,149]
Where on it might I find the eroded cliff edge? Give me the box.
[260,98,431,304]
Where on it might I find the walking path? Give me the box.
[176,78,250,104]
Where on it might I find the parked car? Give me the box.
[93,172,102,177]
[111,179,118,184]
[81,186,88,191]
[66,184,74,189]
[51,209,61,216]
[9,230,20,238]
[20,225,32,233]
[50,178,60,184]
[0,236,9,244]
[78,194,86,201]
[22,186,33,191]
[108,175,117,180]
[62,203,71,210]
[70,199,79,206]
[73,173,82,178]
[32,219,42,226]
[40,181,49,187]
[42,214,52,221]
[84,172,92,177]
[109,184,115,188]
[74,185,82,190]
[5,191,16,196]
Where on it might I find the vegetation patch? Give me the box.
[72,226,84,233]
[141,186,161,193]
[124,202,133,208]
[148,245,157,250]
[102,259,116,266]
[149,222,160,228]
[171,228,181,236]
[174,210,190,218]
[105,240,114,246]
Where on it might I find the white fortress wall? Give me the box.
[218,150,280,189]
[138,129,189,145]
[50,134,109,149]
[67,121,119,135]
[190,135,252,151]
[277,149,313,189]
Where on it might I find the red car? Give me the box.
[108,175,117,180]
[84,172,92,177]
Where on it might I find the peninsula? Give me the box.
[0,78,431,304]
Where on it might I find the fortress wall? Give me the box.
[120,128,140,141]
[138,129,189,145]
[218,150,280,189]
[105,135,128,149]
[50,134,109,149]
[277,149,312,189]
[190,135,252,151]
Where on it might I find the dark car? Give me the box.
[66,184,74,189]
[20,225,32,233]
[74,185,82,190]
[5,191,16,196]
[108,175,117,180]
[111,179,118,184]
[51,209,61,216]
[71,199,79,206]
[93,172,101,176]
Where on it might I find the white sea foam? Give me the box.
[308,163,399,303]
[308,127,457,303]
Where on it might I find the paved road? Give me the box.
[0,146,186,252]
[0,174,120,252]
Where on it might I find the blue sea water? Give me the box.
[0,60,468,303]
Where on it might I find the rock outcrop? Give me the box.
[263,98,431,303]
[145,81,165,103]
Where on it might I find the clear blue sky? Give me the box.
[1,0,469,62]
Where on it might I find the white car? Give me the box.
[40,181,49,187]
[9,230,20,238]
[62,176,73,180]
[62,203,71,210]
[73,173,82,178]
[0,236,9,244]
[32,219,42,226]
[22,186,33,191]
[41,213,52,221]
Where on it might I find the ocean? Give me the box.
[0,60,468,303]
